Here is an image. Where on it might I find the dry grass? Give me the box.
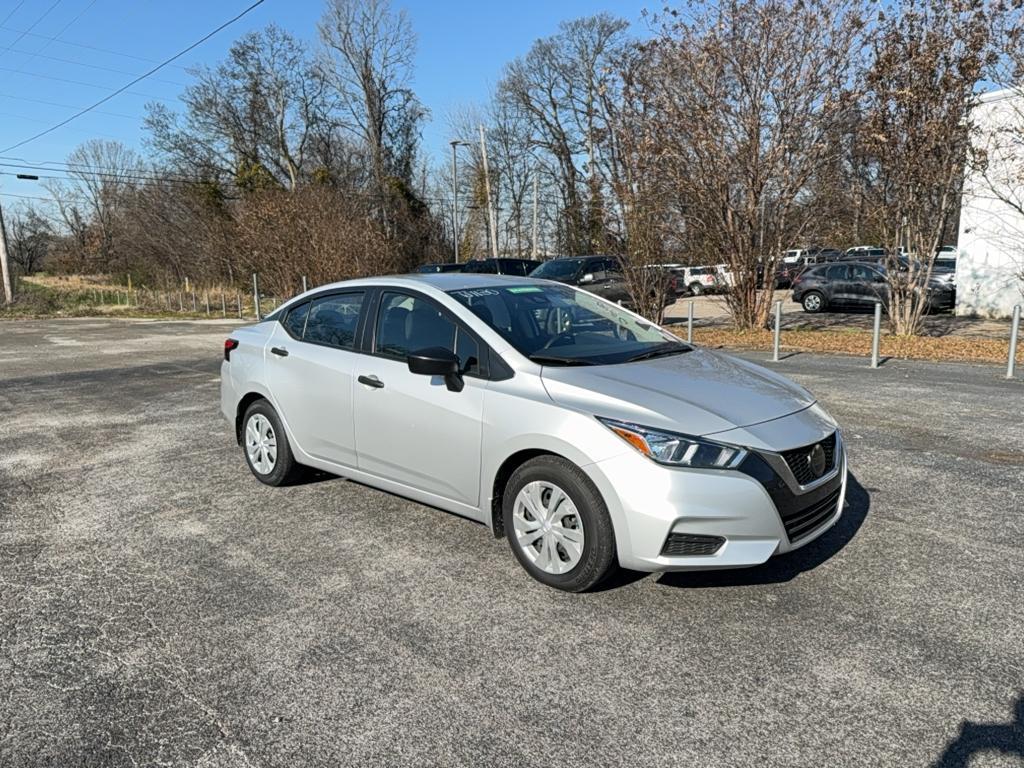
[679,327,1023,365]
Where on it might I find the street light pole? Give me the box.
[479,124,499,260]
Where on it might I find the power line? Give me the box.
[0,91,139,119]
[10,0,97,70]
[0,0,268,154]
[0,1,27,28]
[0,22,190,71]
[2,48,186,86]
[0,65,168,100]
[0,0,63,57]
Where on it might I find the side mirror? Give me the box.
[407,347,463,392]
[580,272,595,284]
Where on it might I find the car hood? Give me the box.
[540,348,815,436]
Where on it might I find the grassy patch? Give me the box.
[679,326,1023,365]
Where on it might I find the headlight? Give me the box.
[597,418,747,469]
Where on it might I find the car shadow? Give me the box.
[930,693,1024,767]
[654,472,870,589]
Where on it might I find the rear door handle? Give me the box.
[271,346,289,357]
[358,374,384,389]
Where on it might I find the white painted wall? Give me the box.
[956,88,1024,318]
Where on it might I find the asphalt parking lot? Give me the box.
[1,318,1022,767]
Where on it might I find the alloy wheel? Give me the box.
[245,414,277,474]
[512,481,586,574]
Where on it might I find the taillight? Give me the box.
[224,338,239,361]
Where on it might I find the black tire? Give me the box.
[240,399,303,486]
[502,455,617,592]
[801,290,826,313]
[689,282,704,296]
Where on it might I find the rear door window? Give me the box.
[304,293,364,349]
[826,265,849,281]
[283,302,310,339]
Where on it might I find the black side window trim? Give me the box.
[277,289,368,349]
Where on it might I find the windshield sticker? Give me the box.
[452,289,499,299]
[506,286,543,293]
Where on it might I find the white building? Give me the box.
[956,88,1024,318]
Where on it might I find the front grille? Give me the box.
[661,533,725,557]
[781,487,841,543]
[781,432,837,486]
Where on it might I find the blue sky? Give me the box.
[0,0,651,197]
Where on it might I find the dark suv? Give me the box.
[460,258,540,276]
[529,256,676,307]
[791,261,955,313]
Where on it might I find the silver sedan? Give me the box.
[221,274,846,592]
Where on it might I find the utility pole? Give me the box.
[532,173,539,259]
[0,173,38,304]
[449,140,468,263]
[479,124,498,259]
[0,199,13,305]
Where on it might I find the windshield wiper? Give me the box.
[528,353,595,366]
[624,343,693,363]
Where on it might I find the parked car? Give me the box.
[460,258,540,276]
[934,245,959,269]
[677,265,723,296]
[222,273,847,591]
[417,263,464,274]
[840,247,888,261]
[529,255,676,307]
[791,261,955,313]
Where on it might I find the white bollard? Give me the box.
[772,300,782,362]
[1008,304,1021,379]
[871,302,882,369]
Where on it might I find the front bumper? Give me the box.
[591,426,847,572]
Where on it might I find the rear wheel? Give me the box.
[689,282,704,296]
[241,400,302,486]
[503,456,617,592]
[802,290,826,313]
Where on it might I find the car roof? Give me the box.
[304,272,550,295]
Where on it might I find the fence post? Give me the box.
[301,275,308,293]
[252,273,261,321]
[687,300,694,344]
[772,300,782,362]
[221,293,227,318]
[178,292,183,312]
[871,302,882,369]
[236,293,242,319]
[204,291,210,315]
[1008,304,1021,380]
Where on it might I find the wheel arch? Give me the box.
[235,391,269,444]
[489,448,562,539]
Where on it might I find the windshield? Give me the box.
[529,259,583,281]
[448,283,688,365]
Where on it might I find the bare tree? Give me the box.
[497,14,630,256]
[146,25,340,191]
[641,0,865,329]
[44,139,142,273]
[859,0,995,334]
[7,205,53,275]
[319,0,425,190]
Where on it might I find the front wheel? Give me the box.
[689,282,704,296]
[802,291,826,313]
[503,456,617,592]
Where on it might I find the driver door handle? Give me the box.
[271,346,289,357]
[358,374,384,389]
